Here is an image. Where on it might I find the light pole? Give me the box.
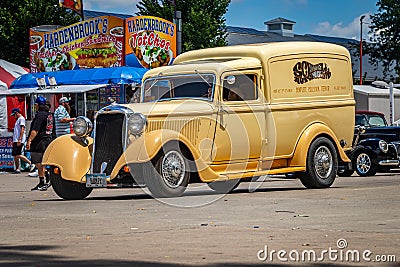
[359,15,366,85]
[170,0,182,55]
[174,10,182,55]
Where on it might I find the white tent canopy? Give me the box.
[38,84,108,94]
[0,88,37,95]
[0,84,107,95]
[1,84,108,121]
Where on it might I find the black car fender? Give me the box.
[355,138,382,154]
[348,139,384,167]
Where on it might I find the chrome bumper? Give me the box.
[378,160,400,166]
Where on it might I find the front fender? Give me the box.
[42,134,93,182]
[289,123,350,167]
[111,129,220,181]
[352,140,384,164]
[356,138,381,151]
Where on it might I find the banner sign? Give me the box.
[125,16,176,69]
[0,137,14,169]
[29,16,124,73]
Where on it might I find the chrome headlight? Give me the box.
[379,140,389,153]
[73,116,93,137]
[128,113,147,136]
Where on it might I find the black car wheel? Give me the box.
[49,168,93,200]
[143,143,190,198]
[299,137,338,188]
[354,150,377,176]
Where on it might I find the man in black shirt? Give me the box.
[26,96,55,191]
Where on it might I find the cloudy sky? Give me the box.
[82,0,378,40]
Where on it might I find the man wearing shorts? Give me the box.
[26,96,55,191]
[10,108,35,174]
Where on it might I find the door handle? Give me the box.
[218,107,228,129]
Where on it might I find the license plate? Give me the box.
[86,173,107,188]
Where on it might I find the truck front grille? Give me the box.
[93,113,125,175]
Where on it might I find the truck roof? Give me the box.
[143,57,261,79]
[173,42,350,65]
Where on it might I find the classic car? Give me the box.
[42,42,355,200]
[339,110,400,176]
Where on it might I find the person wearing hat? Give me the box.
[54,96,75,137]
[26,96,55,191]
[10,108,35,174]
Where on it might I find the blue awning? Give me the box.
[10,66,148,89]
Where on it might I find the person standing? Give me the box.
[10,108,35,174]
[26,96,55,191]
[54,97,74,137]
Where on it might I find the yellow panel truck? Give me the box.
[43,42,355,200]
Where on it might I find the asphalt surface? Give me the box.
[0,171,399,266]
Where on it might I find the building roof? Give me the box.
[305,34,358,45]
[264,17,296,25]
[354,85,400,96]
[226,26,315,45]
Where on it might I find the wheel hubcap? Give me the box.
[314,146,333,179]
[356,153,371,174]
[161,150,185,188]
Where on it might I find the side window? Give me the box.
[223,74,258,102]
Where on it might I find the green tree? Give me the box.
[0,0,79,67]
[136,0,230,53]
[367,0,400,82]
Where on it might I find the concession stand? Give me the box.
[1,13,177,170]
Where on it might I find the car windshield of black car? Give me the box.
[368,115,387,127]
[355,114,388,127]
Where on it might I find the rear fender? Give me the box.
[289,123,350,167]
[42,135,93,183]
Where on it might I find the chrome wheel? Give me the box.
[355,152,371,174]
[161,150,186,189]
[299,137,338,189]
[313,145,333,179]
[143,143,191,198]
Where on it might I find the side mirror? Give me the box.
[224,75,236,85]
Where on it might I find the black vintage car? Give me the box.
[339,110,400,176]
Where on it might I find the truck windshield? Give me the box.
[142,73,215,102]
[356,114,387,127]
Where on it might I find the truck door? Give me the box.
[211,72,266,173]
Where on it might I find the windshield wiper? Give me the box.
[195,70,212,87]
[145,71,163,94]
